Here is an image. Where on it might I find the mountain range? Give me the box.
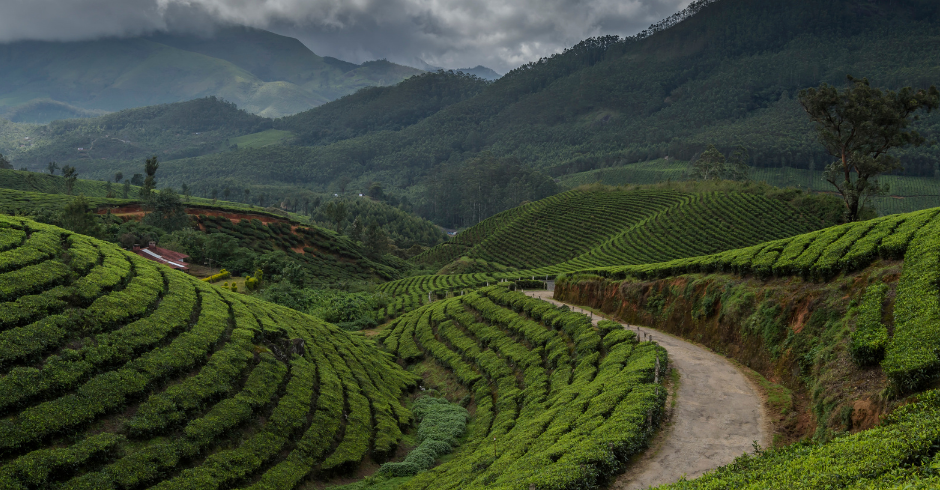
[0,26,430,122]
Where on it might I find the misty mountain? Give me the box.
[0,27,424,123]
[454,66,502,81]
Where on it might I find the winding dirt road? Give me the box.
[524,291,770,489]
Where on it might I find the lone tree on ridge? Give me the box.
[799,76,939,222]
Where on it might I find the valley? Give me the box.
[4,0,940,488]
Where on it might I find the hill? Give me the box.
[0,168,446,251]
[5,0,940,230]
[276,71,490,147]
[558,159,940,216]
[551,203,940,488]
[378,286,667,489]
[2,97,271,167]
[414,183,841,272]
[0,27,424,122]
[50,0,934,226]
[0,215,418,488]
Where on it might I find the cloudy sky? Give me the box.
[0,0,693,73]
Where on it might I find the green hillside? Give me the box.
[0,215,418,488]
[0,168,446,251]
[377,202,940,489]
[415,183,839,272]
[551,204,940,488]
[559,159,940,216]
[379,287,667,489]
[277,71,489,147]
[0,27,424,122]
[54,0,935,223]
[5,0,940,230]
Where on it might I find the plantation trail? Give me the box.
[524,291,771,489]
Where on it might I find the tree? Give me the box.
[349,216,364,243]
[244,188,250,204]
[0,153,11,170]
[61,165,78,195]
[364,220,388,257]
[142,188,192,232]
[130,174,144,186]
[61,196,101,237]
[122,180,130,199]
[105,181,115,199]
[46,161,58,176]
[689,145,726,180]
[140,155,158,199]
[211,188,218,202]
[688,145,749,181]
[799,76,939,221]
[368,182,384,200]
[181,183,190,202]
[325,200,347,234]
[114,171,123,183]
[223,187,231,201]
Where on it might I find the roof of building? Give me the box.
[134,245,190,271]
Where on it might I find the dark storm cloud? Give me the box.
[0,0,692,72]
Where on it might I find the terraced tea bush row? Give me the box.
[0,433,125,490]
[850,283,889,366]
[583,208,940,282]
[0,215,418,488]
[465,190,687,269]
[380,286,668,489]
[882,217,940,392]
[555,192,823,272]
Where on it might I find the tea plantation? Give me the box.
[378,287,667,490]
[0,215,418,489]
[379,186,834,320]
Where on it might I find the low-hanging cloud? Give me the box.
[0,0,692,72]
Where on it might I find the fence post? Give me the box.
[654,355,660,384]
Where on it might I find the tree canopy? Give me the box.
[799,76,939,221]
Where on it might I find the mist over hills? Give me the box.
[0,26,425,122]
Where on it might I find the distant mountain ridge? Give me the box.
[0,27,424,123]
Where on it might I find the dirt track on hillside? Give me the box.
[524,291,770,489]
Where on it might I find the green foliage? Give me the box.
[61,195,103,237]
[850,282,890,366]
[202,269,231,283]
[689,144,749,181]
[141,187,191,232]
[799,76,940,222]
[259,282,383,330]
[278,71,489,147]
[379,397,469,477]
[883,218,940,392]
[0,214,418,488]
[577,207,940,284]
[381,287,668,489]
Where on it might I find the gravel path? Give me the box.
[524,291,771,489]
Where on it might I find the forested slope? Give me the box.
[5,0,940,229]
